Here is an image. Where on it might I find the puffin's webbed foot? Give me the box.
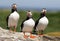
[30,33,36,39]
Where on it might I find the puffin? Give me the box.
[6,4,20,32]
[34,8,49,36]
[21,11,36,38]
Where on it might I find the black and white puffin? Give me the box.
[34,8,49,36]
[6,4,20,32]
[21,11,36,38]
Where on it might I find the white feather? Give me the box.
[22,18,35,32]
[36,16,49,31]
[8,11,20,28]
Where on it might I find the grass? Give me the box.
[0,9,60,34]
[46,32,60,36]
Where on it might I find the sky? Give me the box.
[0,0,60,9]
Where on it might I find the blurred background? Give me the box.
[0,0,60,34]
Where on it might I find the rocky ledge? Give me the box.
[0,27,60,41]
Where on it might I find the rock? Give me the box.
[0,27,59,41]
[0,27,39,41]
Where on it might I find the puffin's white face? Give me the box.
[27,12,32,17]
[41,9,47,13]
[12,4,17,9]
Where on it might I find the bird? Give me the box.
[34,8,49,36]
[21,11,36,39]
[6,4,20,32]
[8,11,19,32]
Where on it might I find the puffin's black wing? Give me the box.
[33,14,41,33]
[20,20,25,32]
[6,14,10,29]
[33,19,39,32]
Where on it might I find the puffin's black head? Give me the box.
[40,8,47,18]
[11,3,17,13]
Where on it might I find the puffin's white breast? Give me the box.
[36,16,49,31]
[22,18,35,32]
[39,16,49,25]
[9,11,20,20]
[8,11,20,27]
[24,18,35,27]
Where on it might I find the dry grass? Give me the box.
[46,32,60,37]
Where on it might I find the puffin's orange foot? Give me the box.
[24,35,28,39]
[30,35,36,39]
